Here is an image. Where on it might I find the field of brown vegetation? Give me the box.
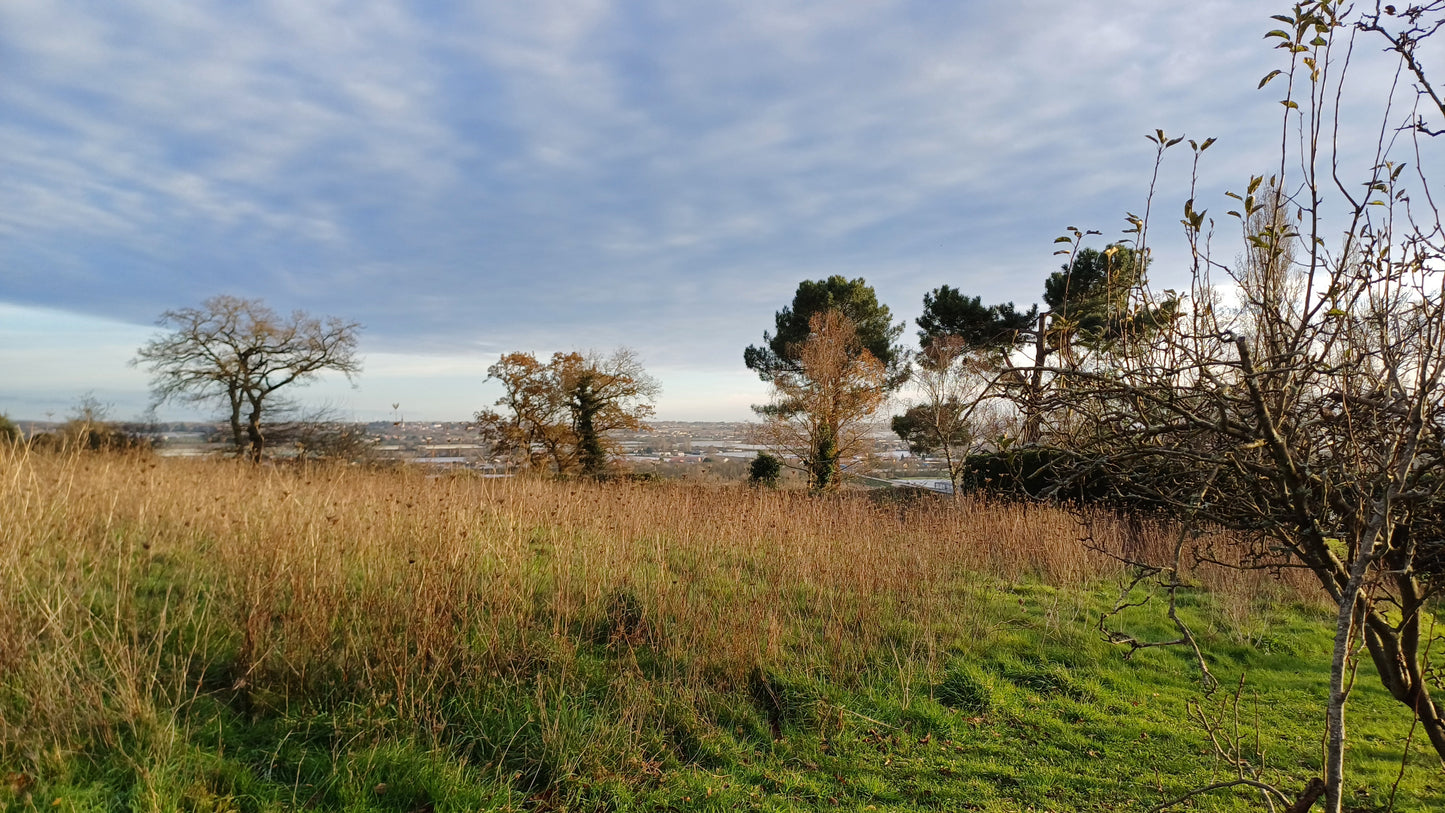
[1,447,1297,748]
[4,447,1350,811]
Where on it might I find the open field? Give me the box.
[1,448,1439,811]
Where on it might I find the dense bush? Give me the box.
[0,414,19,445]
[747,452,783,488]
[958,447,1180,513]
[27,419,150,453]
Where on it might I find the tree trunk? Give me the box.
[1324,590,1359,813]
[573,377,607,478]
[1021,313,1049,444]
[246,401,265,463]
[1363,602,1445,764]
[812,427,839,491]
[944,444,962,499]
[1324,488,1408,812]
[228,388,245,455]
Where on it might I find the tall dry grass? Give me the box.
[0,446,1298,775]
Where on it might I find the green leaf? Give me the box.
[1054,236,1073,244]
[1258,69,1283,89]
[1281,99,1300,110]
[1264,29,1291,40]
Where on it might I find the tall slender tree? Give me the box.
[754,309,888,490]
[747,277,904,486]
[891,336,1005,495]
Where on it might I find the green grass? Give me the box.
[2,454,1439,811]
[4,579,1439,812]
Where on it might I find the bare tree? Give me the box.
[754,309,888,491]
[891,337,1004,495]
[1045,4,1445,809]
[134,295,362,462]
[262,403,375,463]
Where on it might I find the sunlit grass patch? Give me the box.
[0,448,1437,811]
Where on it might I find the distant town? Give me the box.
[8,417,955,490]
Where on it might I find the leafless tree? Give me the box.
[1043,4,1445,809]
[134,295,362,462]
[892,336,1007,495]
[262,403,375,463]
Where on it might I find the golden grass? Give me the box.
[0,446,1300,767]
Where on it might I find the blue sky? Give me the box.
[0,1,1411,422]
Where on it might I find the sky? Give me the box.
[0,1,1429,423]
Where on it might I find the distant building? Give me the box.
[407,456,470,466]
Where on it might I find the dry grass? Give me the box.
[0,446,1301,776]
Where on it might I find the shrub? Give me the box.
[0,414,19,444]
[960,447,1181,513]
[747,452,783,488]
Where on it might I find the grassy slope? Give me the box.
[1,451,1439,811]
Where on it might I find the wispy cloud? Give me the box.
[1,0,1412,420]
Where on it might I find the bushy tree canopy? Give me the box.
[744,276,907,390]
[916,286,1037,352]
[754,309,888,491]
[477,348,658,477]
[1043,246,1175,355]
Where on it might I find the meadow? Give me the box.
[1,447,1439,811]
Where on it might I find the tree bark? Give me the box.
[246,400,265,463]
[1021,313,1049,444]
[228,390,245,455]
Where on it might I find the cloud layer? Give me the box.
[1,1,1419,419]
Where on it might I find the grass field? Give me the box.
[1,448,1440,811]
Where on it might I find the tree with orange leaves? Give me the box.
[476,348,658,477]
[754,309,888,491]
